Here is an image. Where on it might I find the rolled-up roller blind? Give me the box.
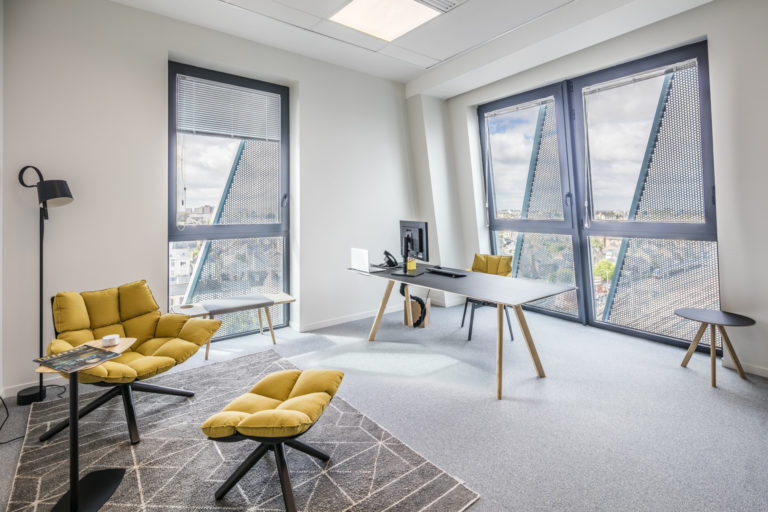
[176,74,281,141]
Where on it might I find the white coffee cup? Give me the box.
[102,334,120,347]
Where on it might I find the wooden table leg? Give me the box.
[258,309,264,335]
[368,280,395,342]
[717,325,747,379]
[403,285,414,327]
[496,304,503,400]
[512,305,545,378]
[710,324,717,387]
[681,322,708,367]
[264,307,276,345]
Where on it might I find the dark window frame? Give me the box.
[476,41,719,353]
[167,61,291,334]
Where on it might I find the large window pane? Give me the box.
[169,237,285,338]
[590,236,720,346]
[584,60,705,223]
[494,231,577,316]
[486,97,564,220]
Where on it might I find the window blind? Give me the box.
[176,74,281,141]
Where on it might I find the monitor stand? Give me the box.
[390,269,425,277]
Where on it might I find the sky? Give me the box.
[177,133,240,217]
[487,74,665,214]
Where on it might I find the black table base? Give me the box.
[51,469,125,512]
[50,372,125,511]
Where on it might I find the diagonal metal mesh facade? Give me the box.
[634,64,704,223]
[495,231,578,315]
[218,140,281,225]
[525,104,564,220]
[187,237,285,338]
[599,237,720,346]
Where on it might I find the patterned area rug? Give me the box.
[8,350,478,511]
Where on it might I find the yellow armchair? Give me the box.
[40,280,221,445]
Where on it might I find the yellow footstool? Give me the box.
[202,369,344,511]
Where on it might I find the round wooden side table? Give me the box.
[675,308,755,387]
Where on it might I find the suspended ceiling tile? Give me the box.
[225,0,320,29]
[312,19,388,52]
[395,0,574,61]
[276,0,351,19]
[379,44,439,68]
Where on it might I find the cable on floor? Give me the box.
[0,384,67,445]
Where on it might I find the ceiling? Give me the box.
[111,0,712,98]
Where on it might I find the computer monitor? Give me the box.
[391,220,428,276]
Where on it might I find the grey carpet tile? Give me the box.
[7,350,478,511]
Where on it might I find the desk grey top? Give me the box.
[359,265,575,307]
[200,294,274,315]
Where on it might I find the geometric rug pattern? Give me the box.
[8,350,478,511]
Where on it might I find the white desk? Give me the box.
[355,265,575,399]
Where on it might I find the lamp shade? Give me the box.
[37,179,73,207]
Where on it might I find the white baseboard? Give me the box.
[298,304,404,332]
[724,359,768,379]
[2,373,68,400]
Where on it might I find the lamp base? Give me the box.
[17,385,46,406]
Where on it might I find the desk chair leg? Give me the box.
[131,382,194,397]
[258,308,264,335]
[513,305,546,378]
[496,304,503,400]
[285,439,330,462]
[39,386,121,442]
[504,306,514,342]
[264,307,276,345]
[468,303,476,341]
[215,443,269,500]
[681,322,708,368]
[120,385,140,445]
[717,325,747,379]
[274,443,297,512]
[710,325,717,387]
[461,301,469,327]
[368,280,395,341]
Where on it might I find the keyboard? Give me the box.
[425,268,467,278]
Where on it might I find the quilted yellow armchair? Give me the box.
[40,280,221,445]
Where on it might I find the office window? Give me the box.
[168,62,289,339]
[479,42,719,349]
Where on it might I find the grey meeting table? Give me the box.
[355,264,575,399]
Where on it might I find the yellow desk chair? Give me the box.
[461,254,514,341]
[41,280,221,445]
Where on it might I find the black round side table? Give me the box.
[675,308,755,387]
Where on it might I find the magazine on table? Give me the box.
[34,344,120,373]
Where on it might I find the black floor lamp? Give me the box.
[17,165,73,406]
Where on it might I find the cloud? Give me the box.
[177,133,240,209]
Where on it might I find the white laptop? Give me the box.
[350,248,385,273]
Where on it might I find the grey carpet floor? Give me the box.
[4,304,768,511]
[7,350,477,511]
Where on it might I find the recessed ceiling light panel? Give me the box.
[414,0,468,13]
[330,0,440,42]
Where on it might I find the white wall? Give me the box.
[2,0,415,393]
[430,0,768,376]
[0,0,4,396]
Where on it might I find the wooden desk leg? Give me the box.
[512,305,546,378]
[496,304,503,400]
[368,280,395,342]
[258,309,264,335]
[681,322,708,367]
[403,285,414,327]
[717,325,747,379]
[710,324,717,387]
[264,307,276,345]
